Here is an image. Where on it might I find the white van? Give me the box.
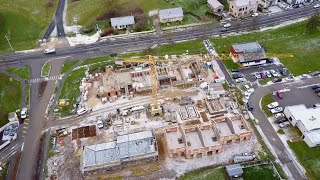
[44,48,56,54]
[77,107,88,116]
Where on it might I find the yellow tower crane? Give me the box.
[123,55,162,115]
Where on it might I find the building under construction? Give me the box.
[81,131,158,175]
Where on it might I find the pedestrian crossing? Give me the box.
[29,75,62,83]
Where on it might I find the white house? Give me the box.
[110,16,135,30]
[284,104,320,147]
[208,0,224,13]
[229,0,259,18]
[159,7,184,23]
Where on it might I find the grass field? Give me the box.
[178,166,227,180]
[61,60,78,74]
[42,61,51,77]
[0,73,21,127]
[288,140,320,180]
[261,94,274,117]
[243,165,278,180]
[0,0,57,53]
[7,66,30,79]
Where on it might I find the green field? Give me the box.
[0,0,57,53]
[61,60,78,74]
[288,140,320,180]
[0,73,21,127]
[178,166,227,180]
[243,165,278,180]
[42,61,51,77]
[7,66,30,79]
[261,94,274,117]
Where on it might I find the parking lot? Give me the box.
[275,87,320,108]
[239,64,285,83]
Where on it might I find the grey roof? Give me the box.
[225,164,243,176]
[110,16,135,27]
[159,7,184,20]
[208,0,224,9]
[82,131,157,169]
[232,42,264,54]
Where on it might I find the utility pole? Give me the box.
[5,35,14,52]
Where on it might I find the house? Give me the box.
[225,164,243,178]
[81,131,158,175]
[284,0,313,5]
[110,16,135,30]
[229,0,259,18]
[159,7,184,23]
[230,42,268,67]
[283,104,320,147]
[208,0,224,13]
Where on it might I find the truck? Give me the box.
[44,48,56,54]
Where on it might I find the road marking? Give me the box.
[24,122,28,125]
[22,130,27,133]
[23,126,27,129]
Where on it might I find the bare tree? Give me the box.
[251,17,258,30]
[306,13,320,33]
[235,20,241,33]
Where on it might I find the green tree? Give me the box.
[306,13,320,33]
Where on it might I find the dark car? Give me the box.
[232,73,244,79]
[272,77,282,83]
[280,68,289,76]
[275,117,288,124]
[293,4,299,8]
[312,84,320,90]
[246,102,253,111]
[231,69,240,73]
[276,91,283,99]
[310,71,320,76]
[260,71,267,79]
[315,88,320,93]
[220,28,229,32]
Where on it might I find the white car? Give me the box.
[97,120,104,129]
[265,71,272,78]
[252,13,259,17]
[21,110,27,119]
[77,107,89,116]
[247,88,254,94]
[224,23,231,28]
[314,4,320,8]
[244,92,250,100]
[235,78,245,83]
[44,48,56,54]
[274,113,284,119]
[269,70,279,77]
[214,78,221,83]
[267,102,279,109]
[279,121,291,128]
[271,107,283,114]
[254,72,261,79]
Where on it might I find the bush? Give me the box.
[46,0,55,8]
[81,27,94,34]
[100,28,118,37]
[0,14,3,27]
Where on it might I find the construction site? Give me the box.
[46,54,261,179]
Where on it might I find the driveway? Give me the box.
[249,76,320,180]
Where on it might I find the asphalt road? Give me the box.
[0,4,318,180]
[249,76,320,180]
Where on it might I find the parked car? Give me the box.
[310,71,320,76]
[231,69,240,73]
[313,103,320,108]
[279,121,291,128]
[265,71,272,78]
[315,88,320,93]
[274,113,285,119]
[275,117,288,124]
[260,71,267,79]
[97,120,104,129]
[254,72,261,79]
[224,23,231,28]
[251,13,259,17]
[244,92,250,100]
[276,91,283,99]
[244,84,250,90]
[311,84,320,90]
[286,76,295,82]
[272,77,282,83]
[267,102,279,109]
[314,4,320,8]
[44,48,56,54]
[21,107,27,119]
[232,73,244,79]
[246,102,253,111]
[279,68,289,76]
[270,69,279,77]
[235,78,245,83]
[271,107,283,114]
[77,107,89,116]
[300,74,309,79]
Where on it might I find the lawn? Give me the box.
[210,21,320,75]
[243,165,278,180]
[288,140,320,180]
[0,0,57,53]
[0,73,21,127]
[61,60,78,74]
[259,78,272,86]
[261,94,274,117]
[178,166,227,180]
[222,59,239,70]
[7,66,30,79]
[42,61,51,77]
